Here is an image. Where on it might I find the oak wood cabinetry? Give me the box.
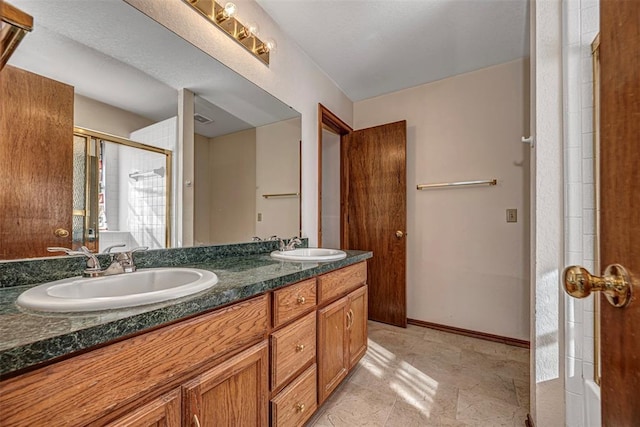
[269,278,318,426]
[317,263,368,404]
[0,260,369,427]
[0,295,269,426]
[183,341,269,426]
[104,389,181,427]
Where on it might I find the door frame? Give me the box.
[317,104,352,248]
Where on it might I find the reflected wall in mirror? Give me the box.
[1,0,301,260]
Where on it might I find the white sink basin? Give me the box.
[16,268,218,313]
[270,248,347,262]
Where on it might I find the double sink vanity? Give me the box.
[0,241,372,426]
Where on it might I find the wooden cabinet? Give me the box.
[269,279,318,427]
[317,263,368,404]
[0,295,268,426]
[0,260,369,427]
[104,389,181,427]
[270,364,318,427]
[183,341,269,427]
[271,311,316,391]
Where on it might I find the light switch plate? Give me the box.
[506,209,517,223]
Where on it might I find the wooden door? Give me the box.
[317,295,348,404]
[348,285,368,368]
[0,65,73,259]
[104,389,180,427]
[182,341,269,427]
[599,1,640,424]
[343,121,407,327]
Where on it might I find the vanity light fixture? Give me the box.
[184,0,274,66]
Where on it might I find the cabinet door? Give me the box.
[183,341,269,427]
[104,389,180,427]
[317,296,349,404]
[348,285,368,368]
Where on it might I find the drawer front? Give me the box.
[0,295,268,427]
[271,364,317,427]
[272,278,317,328]
[271,311,316,391]
[317,261,367,304]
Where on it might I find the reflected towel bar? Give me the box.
[417,179,497,190]
[262,192,300,199]
[129,167,165,181]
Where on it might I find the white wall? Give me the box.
[74,94,153,137]
[321,128,341,249]
[206,128,257,244]
[255,118,301,239]
[354,59,530,341]
[194,134,211,245]
[125,0,354,246]
[129,117,178,249]
[531,0,565,425]
[563,0,601,425]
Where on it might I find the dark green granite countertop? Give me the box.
[0,250,371,377]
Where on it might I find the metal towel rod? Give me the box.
[417,179,497,190]
[262,192,300,199]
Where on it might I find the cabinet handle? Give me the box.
[296,344,305,352]
[296,403,306,413]
[192,414,201,427]
[297,295,306,304]
[348,309,354,329]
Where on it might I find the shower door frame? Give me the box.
[72,127,173,251]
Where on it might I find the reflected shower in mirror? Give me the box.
[3,0,301,259]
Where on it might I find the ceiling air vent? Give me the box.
[194,113,214,124]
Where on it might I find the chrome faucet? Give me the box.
[278,236,302,251]
[48,245,148,277]
[102,244,148,274]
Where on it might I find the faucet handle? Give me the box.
[252,236,262,241]
[114,246,148,273]
[47,246,101,271]
[103,244,126,254]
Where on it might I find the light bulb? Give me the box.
[238,21,259,40]
[223,2,237,18]
[246,22,259,37]
[264,39,276,52]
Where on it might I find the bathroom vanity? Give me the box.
[0,245,371,426]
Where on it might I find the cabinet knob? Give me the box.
[296,403,306,413]
[297,295,306,304]
[296,344,305,352]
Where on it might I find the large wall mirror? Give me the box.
[2,0,301,260]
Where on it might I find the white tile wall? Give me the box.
[562,0,600,425]
[129,118,178,249]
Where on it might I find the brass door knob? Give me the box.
[54,228,70,238]
[396,230,404,238]
[563,264,632,308]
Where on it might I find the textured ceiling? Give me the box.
[256,0,529,101]
[9,0,298,138]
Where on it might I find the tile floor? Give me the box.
[308,321,530,427]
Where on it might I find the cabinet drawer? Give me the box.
[272,278,316,328]
[317,261,367,304]
[271,311,316,391]
[271,364,317,427]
